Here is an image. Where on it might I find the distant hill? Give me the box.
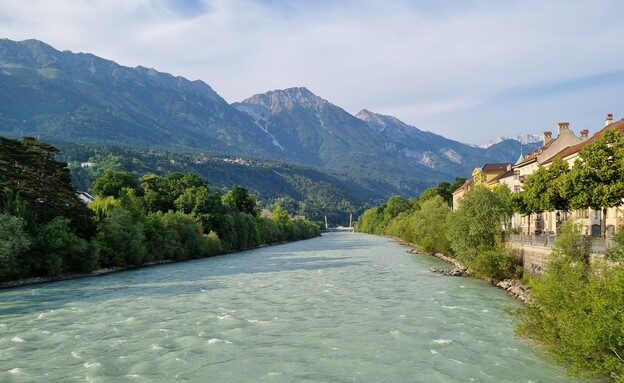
[0,38,540,198]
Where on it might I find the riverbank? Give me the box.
[0,237,314,290]
[400,239,532,304]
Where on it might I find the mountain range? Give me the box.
[0,38,540,197]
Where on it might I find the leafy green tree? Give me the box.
[567,129,624,238]
[0,137,95,238]
[257,216,282,244]
[0,213,31,280]
[357,206,383,234]
[271,204,290,227]
[2,187,27,217]
[89,195,121,223]
[158,211,214,259]
[411,195,451,254]
[92,170,140,198]
[518,166,550,234]
[544,156,571,212]
[447,185,513,267]
[223,185,258,216]
[417,188,439,204]
[383,195,410,221]
[97,207,147,267]
[29,217,94,276]
[139,172,208,213]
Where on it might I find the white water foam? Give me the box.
[11,336,25,343]
[433,339,452,345]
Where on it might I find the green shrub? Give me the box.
[472,245,521,280]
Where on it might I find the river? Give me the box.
[0,233,598,382]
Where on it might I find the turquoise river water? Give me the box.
[0,233,599,382]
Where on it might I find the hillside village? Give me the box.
[453,113,624,238]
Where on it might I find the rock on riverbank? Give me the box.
[496,279,532,304]
[408,247,532,303]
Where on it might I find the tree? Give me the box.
[97,207,147,267]
[519,165,550,234]
[0,213,31,280]
[447,185,513,266]
[412,195,451,254]
[437,177,467,206]
[1,187,27,217]
[223,185,258,217]
[29,217,94,276]
[544,156,571,212]
[0,137,95,238]
[567,129,624,238]
[92,170,140,198]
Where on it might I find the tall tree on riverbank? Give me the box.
[0,136,95,237]
[447,185,516,277]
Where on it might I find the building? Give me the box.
[451,178,473,211]
[454,113,624,237]
[471,163,514,189]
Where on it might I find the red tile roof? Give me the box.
[452,178,473,194]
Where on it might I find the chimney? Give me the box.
[606,113,613,126]
[507,163,512,171]
[580,129,589,141]
[543,131,553,146]
[557,122,569,135]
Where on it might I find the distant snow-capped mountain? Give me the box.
[478,134,542,149]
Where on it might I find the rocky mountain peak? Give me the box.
[240,87,329,114]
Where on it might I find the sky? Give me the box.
[1,0,623,144]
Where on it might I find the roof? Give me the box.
[452,178,473,195]
[515,138,555,166]
[481,163,513,172]
[515,148,525,165]
[488,169,515,184]
[542,118,624,164]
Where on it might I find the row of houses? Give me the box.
[453,113,624,237]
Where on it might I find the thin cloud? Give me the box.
[0,0,622,144]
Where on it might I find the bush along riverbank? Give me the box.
[0,137,320,285]
[360,183,624,382]
[406,247,532,304]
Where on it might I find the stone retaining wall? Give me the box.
[510,243,551,276]
[510,242,605,276]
